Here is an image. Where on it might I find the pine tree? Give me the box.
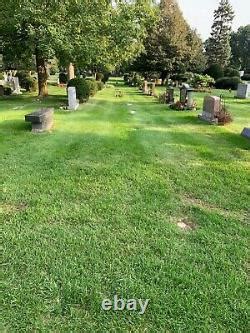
[206,0,234,68]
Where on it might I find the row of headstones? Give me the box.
[0,73,21,95]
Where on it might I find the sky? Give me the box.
[177,0,250,40]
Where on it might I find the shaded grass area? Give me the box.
[1,80,249,332]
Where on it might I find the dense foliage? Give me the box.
[206,0,234,68]
[215,76,241,89]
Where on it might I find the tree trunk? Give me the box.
[67,63,75,81]
[36,51,48,97]
[160,71,169,86]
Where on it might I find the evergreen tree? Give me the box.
[206,0,234,68]
[230,25,250,71]
[130,0,204,82]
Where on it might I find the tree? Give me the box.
[206,0,234,68]
[0,0,155,96]
[129,0,204,82]
[230,25,250,71]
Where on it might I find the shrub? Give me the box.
[224,67,240,77]
[96,81,104,91]
[242,73,250,81]
[102,71,110,83]
[96,72,104,81]
[131,73,143,87]
[59,72,68,84]
[191,74,215,88]
[0,72,4,80]
[4,87,12,95]
[204,64,224,80]
[15,71,37,92]
[68,78,98,102]
[215,76,241,90]
[86,79,98,96]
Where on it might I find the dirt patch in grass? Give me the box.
[176,218,197,231]
[182,195,248,223]
[0,203,27,215]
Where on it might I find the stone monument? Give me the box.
[68,87,79,110]
[142,80,148,94]
[198,96,221,124]
[166,87,174,104]
[236,83,250,99]
[241,128,250,139]
[12,77,22,95]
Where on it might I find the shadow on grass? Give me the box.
[0,119,30,132]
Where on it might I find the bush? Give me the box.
[215,76,241,90]
[86,79,98,96]
[242,73,250,81]
[0,72,4,80]
[68,78,98,102]
[15,71,37,92]
[59,72,68,84]
[102,71,110,83]
[96,72,104,81]
[204,64,224,80]
[191,74,215,88]
[224,67,240,77]
[96,81,104,91]
[4,87,12,95]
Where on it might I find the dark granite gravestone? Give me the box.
[166,87,174,104]
[241,128,250,139]
[198,96,221,124]
[25,108,54,132]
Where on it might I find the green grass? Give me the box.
[1,80,249,332]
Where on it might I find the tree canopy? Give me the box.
[0,0,155,95]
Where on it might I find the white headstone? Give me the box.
[12,77,22,94]
[68,87,79,110]
[236,83,250,99]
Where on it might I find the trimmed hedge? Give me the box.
[224,67,240,78]
[68,78,98,102]
[215,76,241,90]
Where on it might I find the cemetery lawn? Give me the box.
[1,80,249,332]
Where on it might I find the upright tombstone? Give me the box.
[186,88,194,108]
[0,85,4,96]
[142,80,148,94]
[12,77,22,95]
[166,87,174,104]
[68,86,79,110]
[236,83,250,99]
[198,96,221,124]
[241,128,250,139]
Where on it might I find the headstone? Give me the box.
[198,96,221,124]
[236,83,250,99]
[186,89,194,108]
[142,80,148,94]
[241,128,250,139]
[12,77,22,94]
[166,87,174,104]
[180,86,188,104]
[239,71,244,78]
[25,108,54,133]
[68,87,79,110]
[0,85,4,96]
